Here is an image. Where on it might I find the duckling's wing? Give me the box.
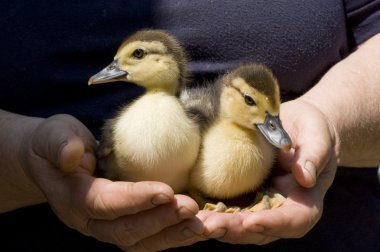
[95,118,119,178]
[180,81,221,131]
[97,119,115,159]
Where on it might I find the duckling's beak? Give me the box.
[257,113,292,151]
[88,59,128,85]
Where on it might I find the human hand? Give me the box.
[197,99,337,244]
[20,114,204,251]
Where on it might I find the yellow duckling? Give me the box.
[187,63,292,210]
[88,29,201,193]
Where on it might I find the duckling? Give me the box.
[187,63,292,210]
[88,29,201,193]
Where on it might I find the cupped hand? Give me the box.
[198,99,338,244]
[20,114,204,251]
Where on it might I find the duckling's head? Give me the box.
[88,29,187,94]
[220,63,292,150]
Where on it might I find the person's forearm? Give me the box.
[301,33,380,167]
[0,110,46,212]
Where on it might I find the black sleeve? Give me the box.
[345,0,380,46]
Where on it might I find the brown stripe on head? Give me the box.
[225,63,280,109]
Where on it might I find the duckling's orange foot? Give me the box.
[245,192,285,212]
[203,202,241,213]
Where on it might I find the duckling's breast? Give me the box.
[112,92,201,192]
[191,120,274,199]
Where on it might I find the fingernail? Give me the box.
[151,193,171,206]
[207,228,227,239]
[304,161,317,186]
[177,207,195,220]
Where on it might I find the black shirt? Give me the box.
[1,0,379,136]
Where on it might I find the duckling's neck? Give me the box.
[218,118,257,134]
[144,81,180,96]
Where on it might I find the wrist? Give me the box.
[0,110,46,212]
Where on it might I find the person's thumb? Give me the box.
[31,114,96,174]
[279,138,330,188]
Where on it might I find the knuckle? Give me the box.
[125,228,178,252]
[115,221,141,247]
[84,219,95,237]
[256,236,277,245]
[293,208,321,238]
[49,113,76,123]
[89,192,118,219]
[125,241,154,252]
[91,193,108,216]
[159,233,173,249]
[85,218,140,248]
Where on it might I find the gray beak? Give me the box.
[88,59,128,85]
[257,113,292,151]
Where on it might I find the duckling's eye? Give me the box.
[244,95,256,106]
[132,48,145,59]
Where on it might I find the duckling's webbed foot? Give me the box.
[190,189,285,213]
[204,202,241,213]
[244,191,285,212]
[188,190,242,213]
[201,191,286,213]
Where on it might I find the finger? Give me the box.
[198,211,274,245]
[44,176,178,237]
[200,211,239,240]
[278,115,331,188]
[59,136,97,173]
[124,218,205,252]
[59,136,84,172]
[292,145,328,188]
[87,195,200,247]
[315,156,337,194]
[72,178,176,220]
[31,114,97,173]
[48,114,98,152]
[243,205,319,239]
[279,101,333,188]
[81,151,98,174]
